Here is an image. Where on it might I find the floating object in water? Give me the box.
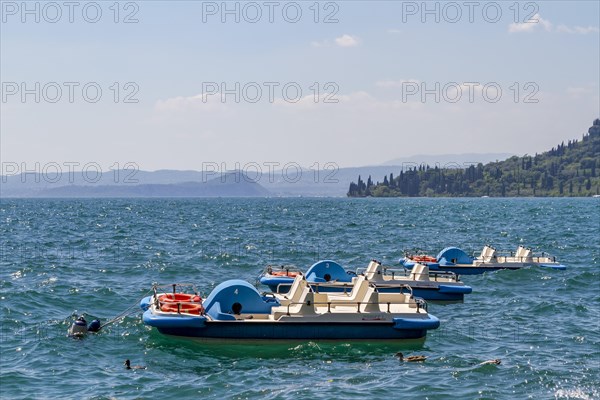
[124,359,146,370]
[400,245,566,274]
[87,319,101,332]
[479,359,501,366]
[67,289,155,338]
[260,260,472,302]
[141,278,440,341]
[396,352,427,362]
[68,315,103,336]
[68,315,88,337]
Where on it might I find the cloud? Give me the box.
[273,90,424,113]
[334,34,359,47]
[538,15,553,31]
[566,85,598,100]
[556,25,600,34]
[273,93,334,109]
[376,79,421,88]
[443,83,488,101]
[312,34,360,48]
[154,93,229,113]
[508,14,599,35]
[508,13,552,33]
[310,40,329,48]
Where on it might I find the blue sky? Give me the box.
[1,1,599,171]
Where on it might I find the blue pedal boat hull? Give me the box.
[426,263,525,275]
[144,309,439,340]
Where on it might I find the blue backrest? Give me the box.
[203,280,277,318]
[305,260,352,283]
[436,247,474,264]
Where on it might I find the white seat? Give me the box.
[272,290,318,319]
[364,261,384,281]
[517,246,533,261]
[360,287,383,312]
[378,292,415,309]
[277,275,308,306]
[409,263,430,281]
[327,275,370,303]
[481,246,497,263]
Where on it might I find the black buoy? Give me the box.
[87,319,101,332]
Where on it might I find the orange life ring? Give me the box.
[412,255,437,263]
[270,271,299,277]
[159,293,202,303]
[160,302,204,315]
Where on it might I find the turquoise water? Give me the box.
[0,198,598,399]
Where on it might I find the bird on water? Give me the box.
[395,352,427,362]
[124,359,146,370]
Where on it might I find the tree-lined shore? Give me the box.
[348,119,600,197]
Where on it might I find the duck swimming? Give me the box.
[124,359,146,370]
[479,359,501,366]
[395,352,427,362]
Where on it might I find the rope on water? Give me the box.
[99,288,154,330]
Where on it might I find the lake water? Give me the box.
[1,198,598,399]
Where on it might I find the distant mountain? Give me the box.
[5,164,485,198]
[382,153,514,167]
[2,152,552,198]
[1,172,270,198]
[348,119,600,197]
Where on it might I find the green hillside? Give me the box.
[348,119,600,197]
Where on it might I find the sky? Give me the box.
[1,0,599,173]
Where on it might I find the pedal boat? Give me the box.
[258,265,303,293]
[261,260,471,301]
[140,277,440,341]
[400,245,566,275]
